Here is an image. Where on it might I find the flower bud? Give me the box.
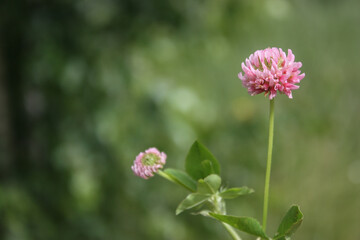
[131,147,167,179]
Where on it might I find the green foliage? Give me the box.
[161,168,197,192]
[219,187,254,199]
[176,193,211,215]
[161,141,261,239]
[209,213,269,239]
[185,141,220,180]
[274,205,303,240]
[174,172,256,220]
[176,174,221,215]
[197,174,221,194]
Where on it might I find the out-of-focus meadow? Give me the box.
[1,0,360,239]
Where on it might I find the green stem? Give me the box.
[262,98,275,232]
[156,170,176,183]
[222,223,242,240]
[213,196,242,240]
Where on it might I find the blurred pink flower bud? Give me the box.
[238,47,305,99]
[131,147,167,179]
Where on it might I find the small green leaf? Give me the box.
[185,141,221,180]
[219,187,254,199]
[197,179,213,194]
[274,205,303,239]
[204,174,221,193]
[190,200,216,215]
[210,213,269,239]
[176,193,210,215]
[197,174,221,194]
[162,168,197,192]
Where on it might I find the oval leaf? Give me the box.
[274,205,303,239]
[163,168,197,192]
[210,213,268,239]
[197,174,222,194]
[210,213,269,239]
[185,141,221,180]
[204,174,221,193]
[176,193,210,215]
[197,179,213,194]
[219,187,254,199]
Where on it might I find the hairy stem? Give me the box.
[222,222,242,240]
[213,196,242,240]
[262,98,275,232]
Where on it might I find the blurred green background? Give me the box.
[1,0,360,239]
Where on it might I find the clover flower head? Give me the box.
[238,47,305,99]
[131,147,167,179]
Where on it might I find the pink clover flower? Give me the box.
[238,47,305,99]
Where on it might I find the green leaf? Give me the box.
[197,174,222,194]
[274,205,303,239]
[176,193,210,215]
[201,160,215,175]
[204,174,221,193]
[219,187,254,199]
[162,168,197,192]
[197,179,212,194]
[185,141,221,180]
[209,213,269,239]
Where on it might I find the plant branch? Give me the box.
[262,98,275,232]
[222,222,242,240]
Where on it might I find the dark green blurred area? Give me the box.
[1,0,360,239]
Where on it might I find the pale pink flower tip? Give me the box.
[238,47,305,99]
[131,147,167,179]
